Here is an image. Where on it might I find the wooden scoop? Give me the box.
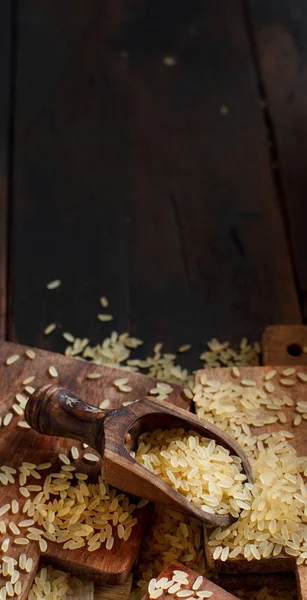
[25,384,253,527]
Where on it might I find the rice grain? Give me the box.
[3,413,13,427]
[48,366,58,378]
[44,323,56,335]
[46,279,61,289]
[83,453,99,463]
[97,314,113,322]
[6,355,20,365]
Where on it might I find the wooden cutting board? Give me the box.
[195,364,307,575]
[141,562,241,600]
[0,340,190,599]
[262,325,307,600]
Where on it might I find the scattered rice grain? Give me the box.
[44,323,56,335]
[6,355,20,366]
[46,279,61,289]
[48,366,58,378]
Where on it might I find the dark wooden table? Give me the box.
[0,0,305,367]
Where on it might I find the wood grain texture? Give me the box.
[67,580,94,600]
[95,575,132,600]
[195,366,307,574]
[141,562,241,600]
[263,326,307,366]
[11,0,300,366]
[0,0,11,340]
[218,572,297,596]
[296,566,307,600]
[0,339,190,597]
[247,0,307,321]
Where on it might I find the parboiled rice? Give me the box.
[28,564,85,600]
[136,428,247,516]
[194,375,307,565]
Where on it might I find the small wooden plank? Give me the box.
[296,566,307,600]
[0,340,189,598]
[263,326,307,366]
[0,0,11,340]
[262,325,307,600]
[95,575,132,600]
[218,572,297,596]
[247,0,307,321]
[195,365,307,574]
[141,562,240,600]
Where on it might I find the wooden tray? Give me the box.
[0,340,190,599]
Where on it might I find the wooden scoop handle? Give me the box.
[25,384,108,453]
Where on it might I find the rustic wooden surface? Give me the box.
[1,2,307,598]
[297,567,307,600]
[5,0,300,367]
[67,580,94,600]
[141,562,241,600]
[95,575,132,600]
[0,0,11,341]
[247,0,307,322]
[0,340,189,598]
[219,571,297,595]
[195,365,307,575]
[263,326,307,366]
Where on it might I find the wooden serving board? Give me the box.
[195,365,307,575]
[141,562,241,600]
[0,340,190,599]
[262,325,307,600]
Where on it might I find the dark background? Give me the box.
[0,0,306,368]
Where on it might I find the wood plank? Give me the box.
[218,572,297,596]
[95,575,132,600]
[195,366,307,574]
[0,1,11,340]
[141,562,240,600]
[262,325,307,600]
[0,340,189,597]
[246,0,307,320]
[263,325,307,366]
[67,580,94,600]
[11,0,300,364]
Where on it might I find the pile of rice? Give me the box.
[28,565,85,600]
[132,506,205,597]
[21,462,138,552]
[131,366,307,598]
[135,429,248,516]
[194,372,307,564]
[0,456,138,556]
